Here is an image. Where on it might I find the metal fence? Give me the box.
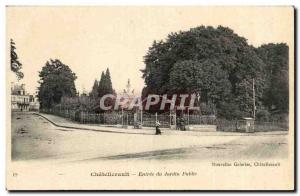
[216,119,288,132]
[183,114,216,125]
[40,108,216,128]
[142,112,173,128]
[254,121,288,132]
[40,108,287,132]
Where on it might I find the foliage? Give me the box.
[54,67,116,113]
[89,80,99,98]
[58,95,97,112]
[141,25,274,118]
[37,59,77,109]
[217,101,247,120]
[169,59,232,105]
[98,68,115,97]
[10,39,24,80]
[256,109,270,122]
[255,43,289,113]
[95,68,115,112]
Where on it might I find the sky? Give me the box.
[6,6,294,95]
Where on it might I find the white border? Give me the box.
[2,0,300,6]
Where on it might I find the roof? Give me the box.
[11,83,28,95]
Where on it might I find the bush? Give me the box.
[217,102,247,120]
[256,110,270,121]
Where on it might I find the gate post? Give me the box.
[80,111,83,124]
[187,108,190,126]
[134,112,137,128]
[141,109,143,126]
[174,113,176,129]
[121,108,124,126]
[169,110,172,127]
[103,112,105,124]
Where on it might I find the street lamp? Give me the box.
[196,92,201,115]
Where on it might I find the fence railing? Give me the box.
[40,108,216,128]
[40,108,287,132]
[183,114,216,125]
[142,112,172,128]
[216,119,288,132]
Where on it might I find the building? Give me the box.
[119,79,136,110]
[29,95,40,111]
[11,83,40,112]
[11,83,30,111]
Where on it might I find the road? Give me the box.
[11,112,288,163]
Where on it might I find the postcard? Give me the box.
[6,6,295,190]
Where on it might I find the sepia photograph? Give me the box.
[6,6,295,191]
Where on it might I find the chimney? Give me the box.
[21,84,25,95]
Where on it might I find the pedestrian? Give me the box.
[180,117,186,131]
[155,120,161,135]
[176,117,180,130]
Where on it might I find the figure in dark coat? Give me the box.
[180,118,186,131]
[155,121,161,135]
[176,117,180,130]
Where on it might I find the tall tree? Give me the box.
[105,68,114,94]
[141,25,268,117]
[98,68,114,97]
[98,71,106,97]
[96,68,115,112]
[37,59,77,109]
[10,39,24,80]
[89,79,99,98]
[256,43,289,113]
[269,70,289,112]
[169,59,232,105]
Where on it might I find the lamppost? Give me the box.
[196,92,201,115]
[252,78,256,119]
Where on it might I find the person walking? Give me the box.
[176,117,180,130]
[155,120,161,135]
[180,117,186,131]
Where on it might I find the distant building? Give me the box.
[11,83,30,111]
[119,79,136,110]
[11,83,40,112]
[29,95,40,111]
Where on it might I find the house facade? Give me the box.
[29,95,40,111]
[11,83,39,112]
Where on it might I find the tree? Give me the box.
[10,39,24,80]
[234,79,254,116]
[169,60,232,105]
[89,79,99,98]
[256,43,289,113]
[141,25,268,118]
[105,68,114,94]
[142,26,259,95]
[255,43,288,74]
[98,68,114,97]
[98,71,106,97]
[37,59,77,109]
[96,68,115,112]
[268,70,289,112]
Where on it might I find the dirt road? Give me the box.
[11,112,288,163]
